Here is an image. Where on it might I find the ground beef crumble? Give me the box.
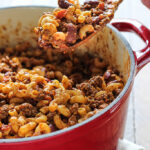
[0,43,124,139]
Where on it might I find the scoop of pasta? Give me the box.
[34,0,122,52]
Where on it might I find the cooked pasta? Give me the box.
[0,43,124,139]
[35,0,122,52]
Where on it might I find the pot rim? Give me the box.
[0,6,136,144]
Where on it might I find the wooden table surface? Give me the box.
[0,0,150,149]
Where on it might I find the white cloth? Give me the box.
[117,139,145,150]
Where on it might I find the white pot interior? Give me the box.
[0,6,131,83]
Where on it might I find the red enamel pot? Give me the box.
[0,6,150,150]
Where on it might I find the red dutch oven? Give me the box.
[0,6,150,150]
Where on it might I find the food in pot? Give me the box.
[35,0,122,52]
[0,43,124,139]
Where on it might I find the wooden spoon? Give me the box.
[35,0,123,53]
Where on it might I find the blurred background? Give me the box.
[0,0,150,149]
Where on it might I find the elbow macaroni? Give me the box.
[0,43,124,139]
[18,122,37,137]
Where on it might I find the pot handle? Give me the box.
[111,19,150,74]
